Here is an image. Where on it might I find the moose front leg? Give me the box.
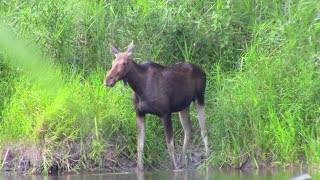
[161,114,178,170]
[136,114,146,171]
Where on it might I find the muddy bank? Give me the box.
[0,139,311,175]
[0,138,122,174]
[0,139,211,174]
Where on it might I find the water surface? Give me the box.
[1,169,318,180]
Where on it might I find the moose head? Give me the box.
[104,42,135,87]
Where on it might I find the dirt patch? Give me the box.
[0,138,212,174]
[1,141,42,173]
[0,137,136,174]
[3,139,304,175]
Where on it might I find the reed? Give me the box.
[0,0,319,173]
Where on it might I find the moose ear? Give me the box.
[109,44,119,56]
[126,41,135,56]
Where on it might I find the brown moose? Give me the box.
[104,42,209,171]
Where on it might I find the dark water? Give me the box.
[0,169,318,180]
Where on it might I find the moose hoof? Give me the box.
[175,164,185,171]
[135,166,144,172]
[205,152,210,160]
[173,168,184,172]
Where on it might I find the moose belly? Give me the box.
[169,96,194,112]
[135,100,167,116]
[134,95,193,116]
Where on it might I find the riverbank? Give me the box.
[1,139,317,174]
[0,139,209,174]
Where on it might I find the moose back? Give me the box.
[104,42,209,170]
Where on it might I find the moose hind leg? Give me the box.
[136,114,146,171]
[161,114,178,169]
[178,107,192,167]
[195,100,209,157]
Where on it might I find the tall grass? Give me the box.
[0,0,319,173]
[207,0,320,167]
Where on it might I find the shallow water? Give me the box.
[1,169,318,180]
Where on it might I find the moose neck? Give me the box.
[123,60,147,96]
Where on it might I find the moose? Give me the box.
[104,42,209,171]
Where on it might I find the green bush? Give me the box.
[0,0,319,172]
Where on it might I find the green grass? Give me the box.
[0,0,320,174]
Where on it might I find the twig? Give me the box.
[1,149,10,169]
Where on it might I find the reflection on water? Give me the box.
[1,168,318,180]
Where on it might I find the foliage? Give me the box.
[0,0,320,173]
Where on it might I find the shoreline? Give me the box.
[1,142,318,175]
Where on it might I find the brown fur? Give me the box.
[104,42,209,171]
